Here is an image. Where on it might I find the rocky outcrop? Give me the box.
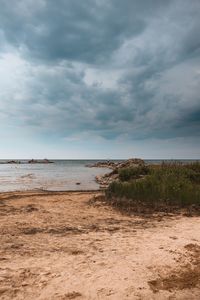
[87,161,117,169]
[42,159,54,163]
[95,172,118,189]
[28,159,54,164]
[93,158,145,189]
[88,158,144,170]
[114,158,144,170]
[7,160,20,164]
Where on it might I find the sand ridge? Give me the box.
[0,191,200,299]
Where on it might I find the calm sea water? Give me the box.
[0,159,199,192]
[0,160,111,192]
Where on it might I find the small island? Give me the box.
[7,160,21,164]
[28,159,54,164]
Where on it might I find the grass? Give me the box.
[106,162,200,210]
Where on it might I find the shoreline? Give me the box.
[0,189,102,196]
[0,190,200,299]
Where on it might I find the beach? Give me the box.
[1,190,200,299]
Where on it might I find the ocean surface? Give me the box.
[0,160,112,192]
[0,159,199,192]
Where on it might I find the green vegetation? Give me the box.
[106,162,200,210]
[119,165,149,181]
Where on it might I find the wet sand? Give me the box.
[0,191,200,299]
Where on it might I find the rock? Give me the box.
[42,158,54,163]
[88,158,144,170]
[93,158,145,189]
[28,159,38,164]
[87,161,116,169]
[28,159,54,164]
[7,160,20,164]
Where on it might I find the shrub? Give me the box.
[186,161,200,173]
[119,165,149,181]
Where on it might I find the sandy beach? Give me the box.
[0,191,200,299]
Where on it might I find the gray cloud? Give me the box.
[0,0,149,63]
[0,0,200,145]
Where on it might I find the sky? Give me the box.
[0,0,200,159]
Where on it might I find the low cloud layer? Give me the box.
[0,0,200,157]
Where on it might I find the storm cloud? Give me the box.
[0,0,200,158]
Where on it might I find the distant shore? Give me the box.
[0,158,199,165]
[0,159,54,164]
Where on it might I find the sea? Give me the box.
[0,159,199,192]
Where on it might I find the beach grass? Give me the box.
[106,162,200,210]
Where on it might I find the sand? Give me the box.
[0,191,200,299]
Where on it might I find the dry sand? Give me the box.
[0,191,200,299]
